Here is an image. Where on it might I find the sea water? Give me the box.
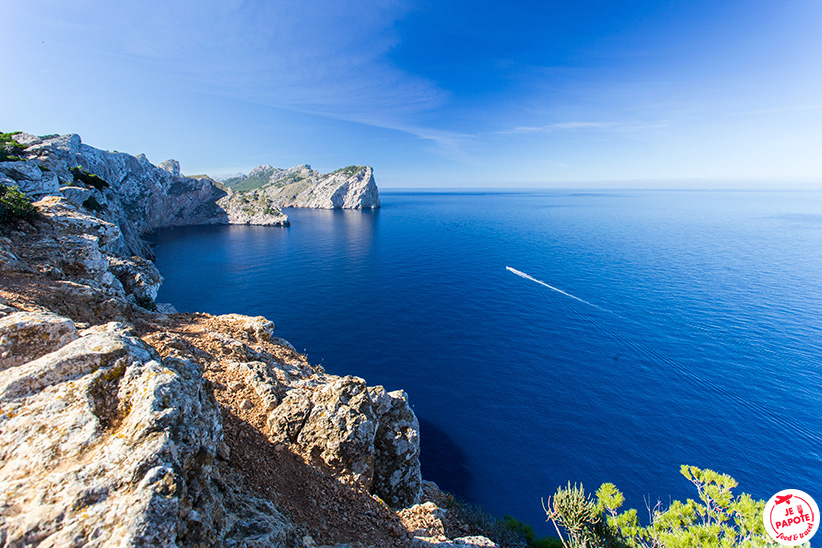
[151,189,822,533]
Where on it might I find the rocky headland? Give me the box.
[0,133,497,548]
[217,164,380,212]
[0,133,380,258]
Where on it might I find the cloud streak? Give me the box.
[495,120,670,136]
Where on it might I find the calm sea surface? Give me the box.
[150,190,822,533]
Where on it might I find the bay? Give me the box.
[150,189,822,533]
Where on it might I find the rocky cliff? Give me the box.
[0,138,498,547]
[1,134,228,257]
[219,164,380,211]
[1,133,380,257]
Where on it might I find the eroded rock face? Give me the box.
[268,374,422,508]
[10,133,228,256]
[0,160,60,198]
[219,164,380,211]
[109,255,163,304]
[0,316,295,547]
[275,166,380,210]
[217,189,290,226]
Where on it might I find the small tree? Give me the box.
[544,466,794,548]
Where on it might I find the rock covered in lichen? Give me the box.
[0,310,78,370]
[268,375,422,508]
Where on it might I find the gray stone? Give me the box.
[158,159,181,177]
[0,310,78,370]
[109,255,163,303]
[59,185,93,207]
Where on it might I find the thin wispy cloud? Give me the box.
[495,120,670,136]
[9,0,447,129]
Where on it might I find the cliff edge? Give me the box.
[0,136,497,548]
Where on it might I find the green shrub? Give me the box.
[0,183,38,224]
[330,165,365,178]
[543,466,787,548]
[0,132,26,162]
[70,166,110,190]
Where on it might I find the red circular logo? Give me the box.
[764,489,819,546]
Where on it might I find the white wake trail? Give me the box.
[506,266,611,314]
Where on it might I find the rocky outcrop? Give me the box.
[217,189,290,226]
[0,160,61,197]
[0,318,296,546]
[221,164,380,210]
[0,196,171,323]
[0,310,78,369]
[268,376,421,508]
[0,198,425,546]
[3,133,381,257]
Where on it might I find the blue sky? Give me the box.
[2,0,821,187]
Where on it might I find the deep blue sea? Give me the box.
[151,190,822,534]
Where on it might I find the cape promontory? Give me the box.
[0,133,380,257]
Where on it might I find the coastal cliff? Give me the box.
[217,163,380,216]
[0,133,380,257]
[0,134,497,548]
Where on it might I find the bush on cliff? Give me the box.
[0,183,39,224]
[70,166,110,190]
[0,132,26,162]
[543,465,780,548]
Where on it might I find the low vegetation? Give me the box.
[0,132,26,162]
[542,465,783,548]
[0,183,38,224]
[331,165,365,178]
[445,465,780,548]
[70,166,110,191]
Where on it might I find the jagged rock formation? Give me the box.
[6,133,228,257]
[220,164,380,210]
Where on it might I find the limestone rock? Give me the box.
[218,313,276,341]
[371,388,422,508]
[400,501,447,538]
[221,164,380,210]
[412,536,499,548]
[217,189,290,226]
[0,310,78,370]
[109,255,163,303]
[0,160,60,197]
[268,375,421,508]
[159,159,181,177]
[18,134,228,256]
[34,196,121,252]
[0,321,228,546]
[59,184,93,207]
